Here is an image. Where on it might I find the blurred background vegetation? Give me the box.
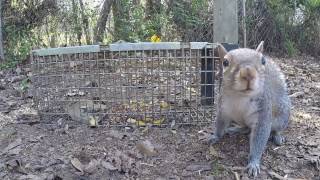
[0,0,319,66]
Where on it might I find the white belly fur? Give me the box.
[221,94,258,128]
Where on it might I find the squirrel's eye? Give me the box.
[261,57,266,65]
[223,59,229,67]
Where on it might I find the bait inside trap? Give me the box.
[31,42,219,126]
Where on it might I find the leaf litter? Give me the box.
[0,55,319,179]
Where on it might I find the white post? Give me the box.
[213,0,239,44]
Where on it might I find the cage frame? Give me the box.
[31,42,220,127]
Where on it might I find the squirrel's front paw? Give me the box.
[246,161,260,177]
[208,135,221,144]
[271,133,285,146]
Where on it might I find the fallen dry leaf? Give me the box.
[84,159,100,174]
[136,140,157,156]
[6,159,21,170]
[70,158,84,175]
[136,120,146,126]
[88,116,97,128]
[127,118,136,124]
[10,75,27,83]
[268,170,307,180]
[101,161,117,171]
[107,130,125,139]
[295,111,312,120]
[66,89,85,97]
[108,150,136,173]
[185,163,211,171]
[209,146,219,157]
[1,138,22,155]
[5,158,26,174]
[18,174,43,180]
[160,101,169,109]
[303,154,320,170]
[152,118,165,125]
[198,130,211,141]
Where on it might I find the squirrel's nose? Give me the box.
[240,66,256,81]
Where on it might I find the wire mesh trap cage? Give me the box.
[31,42,220,127]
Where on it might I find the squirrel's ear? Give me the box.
[256,41,264,53]
[217,44,227,61]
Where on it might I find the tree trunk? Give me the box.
[132,0,140,5]
[112,0,131,41]
[13,0,58,28]
[94,0,114,43]
[146,0,161,35]
[72,0,82,45]
[146,0,161,18]
[0,0,4,62]
[79,0,91,44]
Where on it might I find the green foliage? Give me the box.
[112,0,173,42]
[139,3,171,41]
[20,78,30,93]
[0,60,19,70]
[4,25,37,63]
[210,159,225,176]
[284,39,297,57]
[308,0,320,8]
[171,0,208,29]
[111,0,210,42]
[112,0,131,41]
[128,4,147,41]
[1,0,319,63]
[261,0,320,55]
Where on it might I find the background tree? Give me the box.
[71,0,82,45]
[0,0,318,67]
[146,0,161,35]
[0,0,4,61]
[94,0,114,43]
[112,0,131,41]
[79,0,91,44]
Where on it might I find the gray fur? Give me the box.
[209,42,291,177]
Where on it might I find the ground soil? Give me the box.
[0,55,319,180]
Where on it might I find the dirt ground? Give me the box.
[0,55,319,180]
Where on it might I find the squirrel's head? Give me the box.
[218,41,266,95]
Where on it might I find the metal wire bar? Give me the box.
[31,43,218,127]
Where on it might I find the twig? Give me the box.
[232,171,241,180]
[140,162,154,167]
[273,146,284,151]
[268,170,307,180]
[226,166,246,171]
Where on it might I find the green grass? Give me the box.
[0,60,19,70]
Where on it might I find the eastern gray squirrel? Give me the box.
[209,41,291,177]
